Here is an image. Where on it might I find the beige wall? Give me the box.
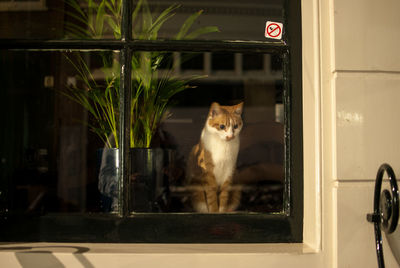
[332,0,400,267]
[2,0,400,267]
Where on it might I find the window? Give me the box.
[0,0,302,243]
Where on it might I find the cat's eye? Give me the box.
[219,124,225,129]
[233,124,238,129]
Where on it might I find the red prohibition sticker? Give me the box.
[265,21,283,40]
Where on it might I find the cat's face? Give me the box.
[206,102,244,141]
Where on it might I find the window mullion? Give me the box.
[118,0,133,217]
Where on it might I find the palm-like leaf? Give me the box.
[63,0,219,148]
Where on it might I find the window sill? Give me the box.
[0,242,317,254]
[0,242,322,267]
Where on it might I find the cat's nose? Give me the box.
[226,136,234,141]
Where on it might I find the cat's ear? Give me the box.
[234,102,244,115]
[210,102,221,117]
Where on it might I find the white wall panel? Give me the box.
[336,182,398,268]
[334,0,400,71]
[336,73,400,180]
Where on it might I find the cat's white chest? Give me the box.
[202,132,239,185]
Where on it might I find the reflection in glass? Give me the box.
[64,0,122,39]
[0,51,119,213]
[181,53,203,71]
[212,53,234,71]
[153,52,285,213]
[0,0,283,41]
[154,0,284,41]
[242,53,264,71]
[0,50,284,214]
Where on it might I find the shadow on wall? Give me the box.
[0,246,94,268]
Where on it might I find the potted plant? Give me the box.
[62,0,218,212]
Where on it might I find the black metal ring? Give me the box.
[367,163,400,268]
[374,163,399,234]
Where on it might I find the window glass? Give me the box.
[0,0,122,39]
[150,0,284,41]
[0,50,120,213]
[0,0,284,41]
[0,50,284,215]
[0,0,46,13]
[166,52,284,213]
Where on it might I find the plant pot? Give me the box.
[97,148,172,213]
[130,148,171,212]
[97,148,119,212]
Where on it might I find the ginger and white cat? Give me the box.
[186,102,243,212]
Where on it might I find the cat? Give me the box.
[185,102,244,213]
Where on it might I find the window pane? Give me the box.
[181,53,203,70]
[212,53,235,70]
[127,51,284,213]
[242,53,264,71]
[0,0,283,41]
[144,0,284,42]
[0,0,121,39]
[0,50,120,214]
[0,50,285,215]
